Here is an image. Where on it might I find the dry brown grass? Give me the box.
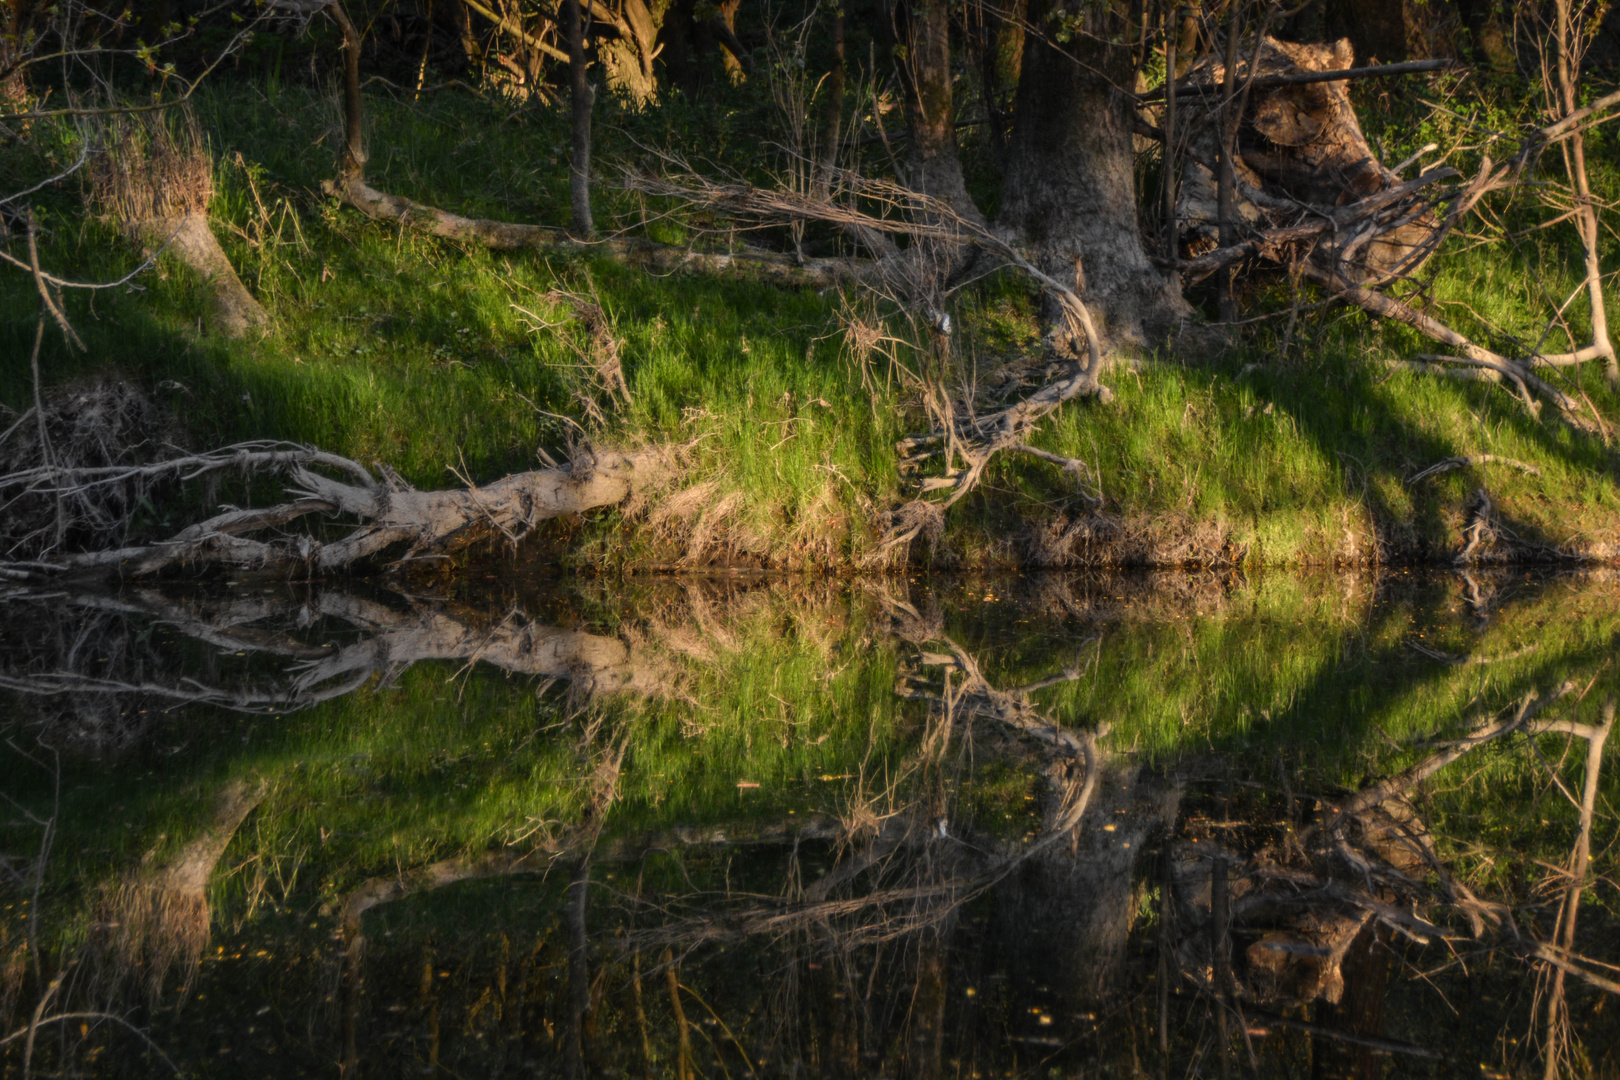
[83,106,213,223]
[93,879,210,1000]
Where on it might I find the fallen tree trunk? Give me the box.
[323,175,870,289]
[0,441,670,580]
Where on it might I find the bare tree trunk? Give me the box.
[1553,0,1616,384]
[1216,10,1239,322]
[664,948,693,1080]
[994,759,1180,1002]
[814,4,845,194]
[98,778,267,999]
[661,0,695,90]
[1325,0,1412,63]
[1310,922,1390,1080]
[564,859,592,1080]
[330,2,367,182]
[126,216,269,338]
[456,0,484,74]
[598,0,666,104]
[1540,701,1613,1079]
[899,0,983,223]
[566,0,595,238]
[977,0,1024,168]
[998,0,1192,351]
[712,0,747,81]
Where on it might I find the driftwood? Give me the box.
[0,441,668,580]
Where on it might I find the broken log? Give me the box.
[0,441,670,580]
[1172,37,1443,286]
[124,214,269,337]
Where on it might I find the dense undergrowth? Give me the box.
[2,69,1619,568]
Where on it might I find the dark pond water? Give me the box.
[1,569,1616,1077]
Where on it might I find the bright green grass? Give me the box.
[3,76,1619,566]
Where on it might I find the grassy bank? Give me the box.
[3,79,1619,568]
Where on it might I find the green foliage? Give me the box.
[3,68,1620,569]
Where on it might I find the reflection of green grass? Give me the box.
[3,78,1619,568]
[7,570,1614,921]
[8,573,1620,1075]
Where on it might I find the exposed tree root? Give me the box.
[630,167,1111,555]
[0,441,670,580]
[324,175,869,289]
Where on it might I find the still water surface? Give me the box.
[1,569,1616,1077]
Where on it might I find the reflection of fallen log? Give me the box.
[0,583,686,720]
[0,441,668,580]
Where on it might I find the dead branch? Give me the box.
[1406,456,1544,484]
[326,174,867,288]
[0,440,669,579]
[1329,682,1574,823]
[1301,264,1602,432]
[1139,58,1459,103]
[627,166,1111,520]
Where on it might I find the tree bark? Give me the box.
[125,216,270,338]
[977,0,1025,168]
[330,2,367,182]
[711,0,747,81]
[564,859,593,1080]
[659,0,694,90]
[898,0,983,223]
[598,0,667,105]
[998,0,1191,351]
[1324,0,1412,64]
[815,5,845,194]
[566,0,595,238]
[1553,0,1617,384]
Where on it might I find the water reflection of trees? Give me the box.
[1,574,1616,1076]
